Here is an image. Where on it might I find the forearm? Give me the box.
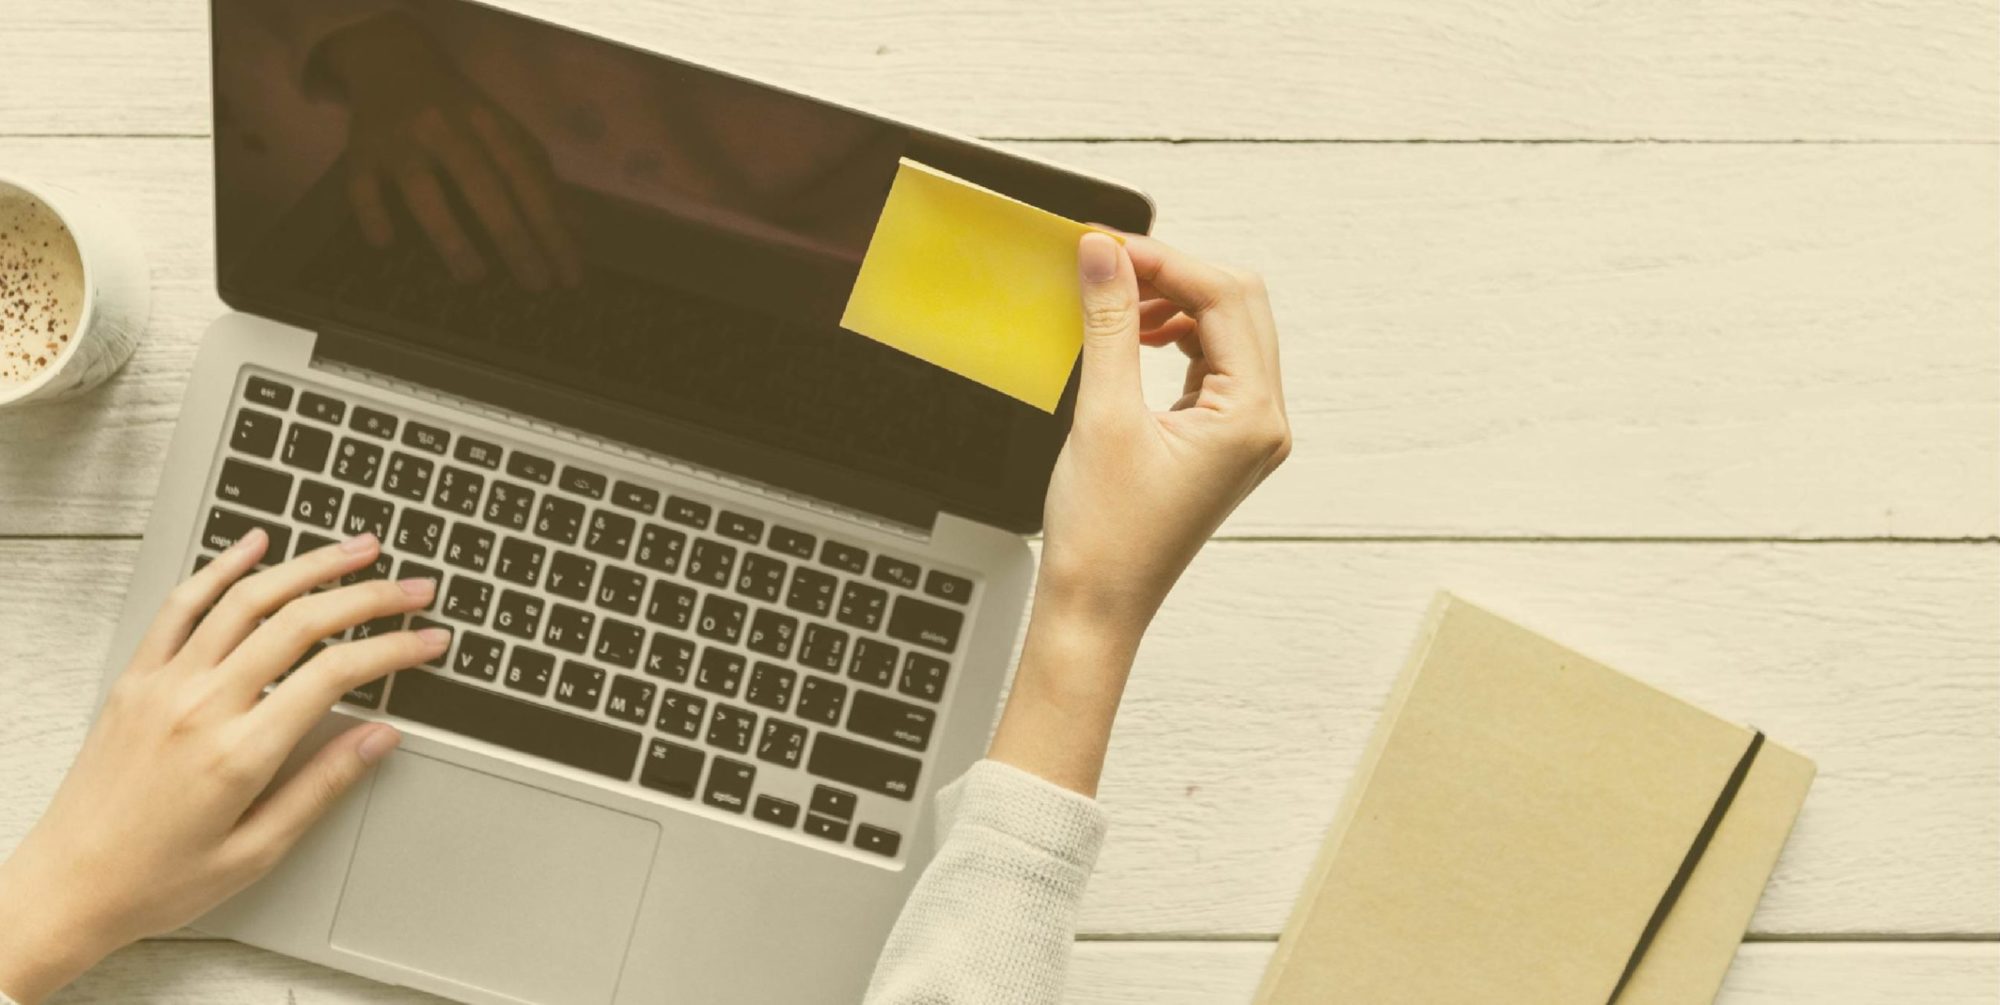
[0,856,118,1005]
[985,576,1146,798]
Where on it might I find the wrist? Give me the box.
[0,850,123,1003]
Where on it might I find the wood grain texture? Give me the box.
[43,940,2000,1003]
[2,0,1996,141]
[0,138,1992,538]
[5,540,1995,937]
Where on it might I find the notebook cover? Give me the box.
[1253,594,1814,1004]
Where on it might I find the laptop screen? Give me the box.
[210,0,1153,533]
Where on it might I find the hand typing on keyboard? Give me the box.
[0,531,443,1003]
[987,232,1291,797]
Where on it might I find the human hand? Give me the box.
[320,14,581,290]
[0,532,445,1004]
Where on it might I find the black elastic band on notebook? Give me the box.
[1605,729,1765,1004]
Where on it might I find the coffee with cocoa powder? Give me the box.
[0,190,87,386]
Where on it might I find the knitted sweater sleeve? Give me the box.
[862,759,1109,1004]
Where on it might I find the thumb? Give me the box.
[226,723,400,870]
[1075,232,1144,419]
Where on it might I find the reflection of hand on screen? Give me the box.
[318,13,581,290]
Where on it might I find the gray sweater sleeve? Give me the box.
[863,759,1109,1004]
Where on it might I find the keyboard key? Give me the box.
[707,704,757,754]
[744,661,797,712]
[433,466,485,517]
[646,581,696,630]
[503,647,555,696]
[494,536,545,587]
[341,551,394,588]
[753,795,800,828]
[849,689,936,751]
[482,479,533,531]
[888,596,965,653]
[634,524,685,575]
[298,390,345,424]
[292,479,343,531]
[381,452,434,502]
[696,594,746,643]
[555,661,606,712]
[836,582,888,632]
[442,576,492,624]
[401,421,449,454]
[392,509,445,558]
[655,688,706,738]
[855,824,902,858]
[544,604,595,654]
[281,423,333,472]
[810,787,857,821]
[533,495,585,544]
[454,435,502,469]
[507,451,555,484]
[808,733,921,801]
[798,623,849,674]
[786,567,837,617]
[746,609,798,661]
[444,523,495,572]
[396,561,442,610]
[804,814,849,843]
[340,494,394,541]
[350,406,397,439]
[924,570,974,605]
[560,465,607,499]
[593,617,645,669]
[820,540,867,574]
[703,757,755,813]
[452,632,504,682]
[663,496,711,529]
[341,676,385,710]
[899,652,950,703]
[596,566,645,616]
[229,408,282,458]
[644,633,695,682]
[735,552,787,603]
[640,739,704,798]
[216,458,291,515]
[872,555,920,590]
[391,669,640,781]
[797,677,848,726]
[765,526,814,560]
[611,481,659,513]
[605,674,656,725]
[685,538,736,589]
[584,510,635,560]
[756,719,808,768]
[717,511,763,544]
[293,534,335,560]
[546,551,596,602]
[245,375,293,410]
[351,614,406,641]
[694,648,745,697]
[331,437,382,487]
[848,638,898,687]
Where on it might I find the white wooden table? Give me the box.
[3,1,1997,1001]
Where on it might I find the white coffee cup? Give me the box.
[0,176,150,408]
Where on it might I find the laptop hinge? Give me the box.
[309,327,939,543]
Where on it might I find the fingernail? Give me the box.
[399,577,436,597]
[357,726,401,765]
[417,626,452,648]
[230,527,266,553]
[340,532,378,554]
[1079,232,1119,282]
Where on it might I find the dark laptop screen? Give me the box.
[211,0,1153,533]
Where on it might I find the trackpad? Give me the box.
[331,753,660,1004]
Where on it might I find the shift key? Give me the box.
[807,732,921,800]
[216,458,293,515]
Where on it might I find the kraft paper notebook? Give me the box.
[1255,595,1815,1005]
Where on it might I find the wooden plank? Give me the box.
[5,541,1995,936]
[0,138,1992,539]
[44,939,2000,1003]
[2,0,1995,140]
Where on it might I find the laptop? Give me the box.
[97,1,1153,1002]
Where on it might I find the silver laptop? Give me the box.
[98,2,1152,1002]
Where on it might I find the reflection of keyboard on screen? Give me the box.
[201,371,983,861]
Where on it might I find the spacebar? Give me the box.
[386,671,643,782]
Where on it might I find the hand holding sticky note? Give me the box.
[840,158,1117,413]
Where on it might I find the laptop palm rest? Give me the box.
[330,752,661,1004]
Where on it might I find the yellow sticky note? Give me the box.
[841,158,1111,413]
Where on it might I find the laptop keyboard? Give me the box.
[199,369,980,861]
